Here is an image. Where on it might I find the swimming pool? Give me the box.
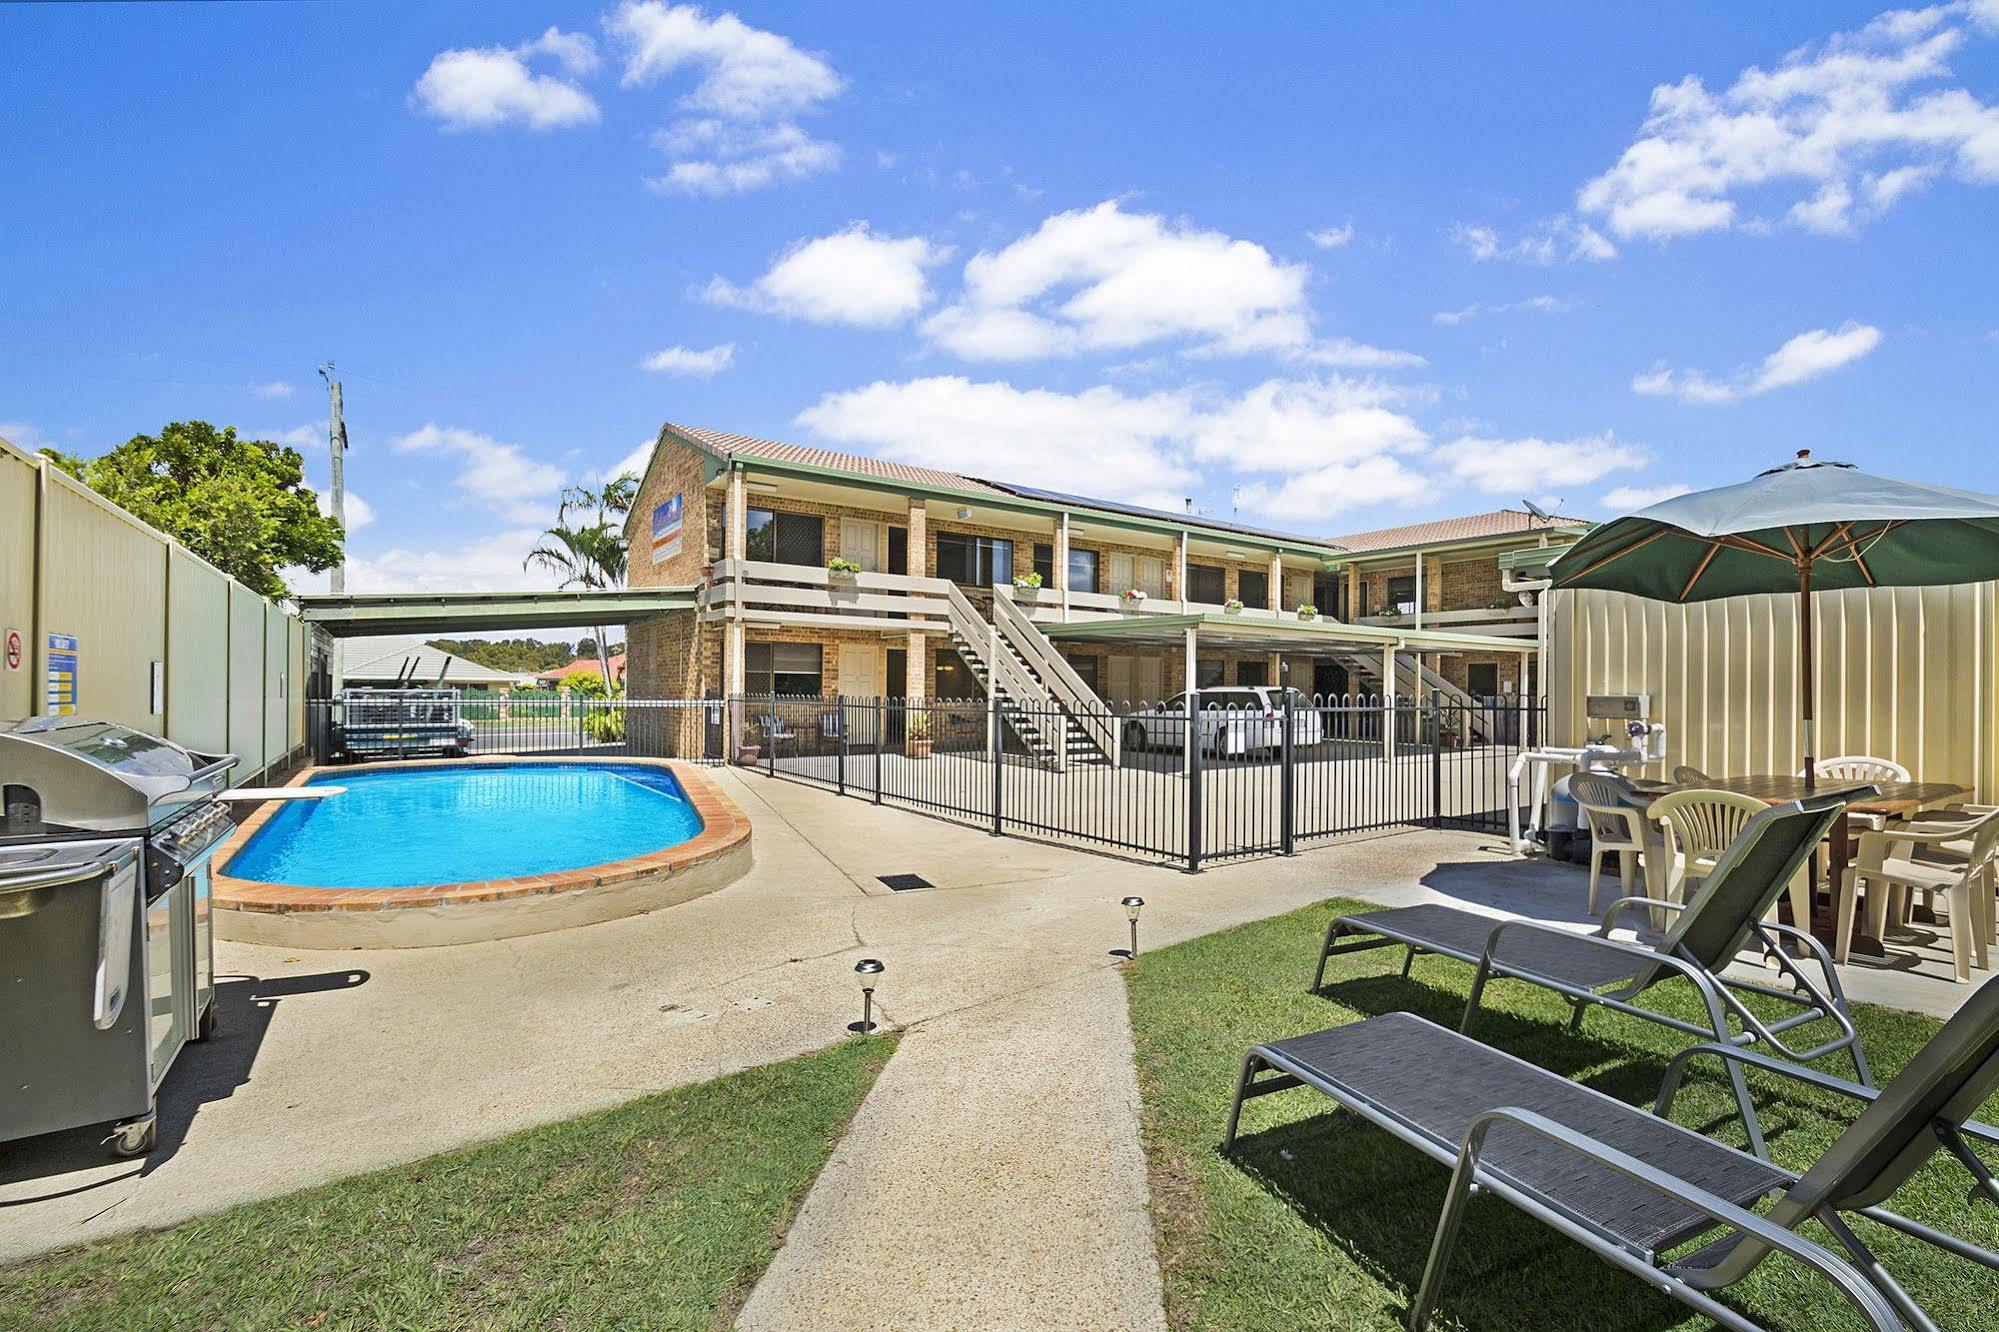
[228,761,706,888]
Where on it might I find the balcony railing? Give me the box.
[1352,605,1539,637]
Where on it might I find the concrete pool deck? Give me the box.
[2,765,1983,1328]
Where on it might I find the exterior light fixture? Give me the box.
[1121,897,1145,958]
[851,958,885,1033]
[956,506,974,520]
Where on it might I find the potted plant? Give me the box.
[1121,588,1148,607]
[1224,597,1244,615]
[906,709,933,759]
[1296,602,1318,621]
[1013,570,1044,597]
[827,556,862,582]
[1379,604,1402,621]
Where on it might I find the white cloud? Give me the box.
[1578,4,1999,241]
[797,376,1200,504]
[641,342,736,376]
[411,29,600,131]
[593,438,656,485]
[315,489,375,531]
[1633,321,1882,403]
[1188,379,1427,472]
[0,421,47,449]
[250,380,295,400]
[646,119,839,194]
[610,2,841,116]
[1234,457,1430,521]
[705,224,944,326]
[1289,338,1428,369]
[258,424,321,450]
[923,200,1321,362]
[1600,482,1693,511]
[1432,295,1568,326]
[391,424,565,524]
[1450,217,1616,265]
[287,527,561,596]
[611,2,843,194]
[1433,432,1648,495]
[1307,223,1354,248]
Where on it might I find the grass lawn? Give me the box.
[1126,896,1999,1331]
[0,1037,892,1332]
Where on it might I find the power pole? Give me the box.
[318,362,348,594]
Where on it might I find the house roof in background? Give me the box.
[537,652,628,681]
[338,635,535,686]
[1329,508,1591,554]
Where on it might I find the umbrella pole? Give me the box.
[1800,560,1816,792]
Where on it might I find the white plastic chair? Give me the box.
[1648,788,1815,939]
[1569,773,1655,915]
[1814,755,1911,787]
[1841,807,1999,981]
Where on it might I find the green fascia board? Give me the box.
[696,449,1348,560]
[1496,543,1576,573]
[1039,612,1534,652]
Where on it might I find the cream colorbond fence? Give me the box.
[1547,584,1997,801]
[0,436,308,778]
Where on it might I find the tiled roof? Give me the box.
[538,652,628,680]
[338,636,536,686]
[1329,509,1589,553]
[660,422,1340,549]
[664,424,1008,495]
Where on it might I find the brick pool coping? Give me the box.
[213,756,750,915]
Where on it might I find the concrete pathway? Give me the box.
[739,968,1164,1332]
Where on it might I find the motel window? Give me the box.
[934,654,982,700]
[1068,547,1099,595]
[746,642,823,697]
[1388,575,1418,615]
[1033,543,1056,586]
[745,508,825,566]
[889,526,909,575]
[1062,651,1100,693]
[1187,563,1226,604]
[936,532,1013,588]
[1237,568,1269,609]
[1196,659,1225,689]
[1236,661,1269,687]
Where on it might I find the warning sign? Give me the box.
[45,632,78,715]
[3,627,20,674]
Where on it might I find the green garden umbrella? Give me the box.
[1549,450,1999,785]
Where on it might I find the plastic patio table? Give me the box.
[1631,775,1972,957]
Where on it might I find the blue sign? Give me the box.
[651,493,684,565]
[46,632,78,715]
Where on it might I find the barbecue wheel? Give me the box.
[109,1116,156,1158]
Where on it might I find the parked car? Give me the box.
[1122,688,1290,758]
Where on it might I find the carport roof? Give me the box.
[1037,613,1536,654]
[298,588,698,637]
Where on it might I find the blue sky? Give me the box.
[4,2,1997,594]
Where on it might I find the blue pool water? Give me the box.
[227,763,704,889]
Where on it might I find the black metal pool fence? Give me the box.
[303,691,1545,872]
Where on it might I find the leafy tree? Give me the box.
[524,474,638,686]
[44,421,342,598]
[427,638,578,674]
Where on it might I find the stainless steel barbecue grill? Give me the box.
[1,717,239,1156]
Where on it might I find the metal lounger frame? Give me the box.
[1223,1025,1904,1332]
[1312,897,1870,1156]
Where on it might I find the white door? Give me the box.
[839,519,881,572]
[838,643,880,698]
[1286,572,1314,612]
[1108,552,1135,598]
[1107,654,1135,705]
[1138,556,1167,599]
[1136,654,1165,703]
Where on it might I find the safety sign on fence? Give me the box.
[45,632,79,715]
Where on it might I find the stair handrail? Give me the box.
[938,583,1071,766]
[992,592,1120,765]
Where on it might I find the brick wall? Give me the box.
[627,431,714,588]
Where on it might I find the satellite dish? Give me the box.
[1522,498,1554,522]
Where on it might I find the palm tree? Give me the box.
[524,473,639,688]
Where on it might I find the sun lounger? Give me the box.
[1310,795,1865,1154]
[1224,974,1999,1332]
